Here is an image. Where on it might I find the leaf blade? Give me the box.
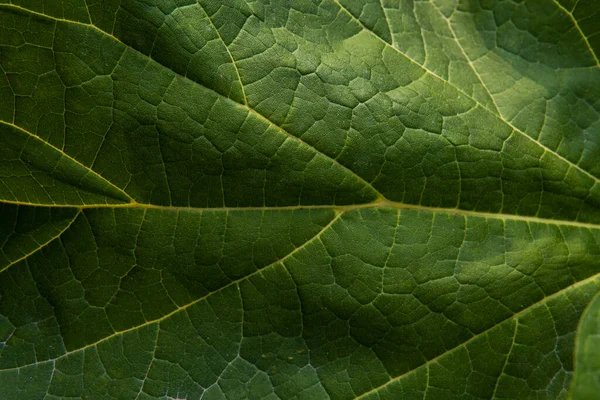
[1,1,599,398]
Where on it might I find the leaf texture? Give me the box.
[571,291,600,399]
[0,0,599,399]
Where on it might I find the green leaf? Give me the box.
[0,0,599,399]
[571,291,600,399]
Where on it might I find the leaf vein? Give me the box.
[1,199,599,229]
[0,121,134,204]
[0,209,82,274]
[0,210,344,371]
[354,272,600,399]
[331,0,600,184]
[197,1,249,105]
[0,3,383,201]
[551,0,600,66]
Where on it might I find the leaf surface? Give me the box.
[571,291,600,399]
[0,0,599,399]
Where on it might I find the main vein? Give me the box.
[1,198,599,229]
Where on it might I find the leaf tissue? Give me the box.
[1,0,599,399]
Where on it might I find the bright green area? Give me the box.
[0,0,599,399]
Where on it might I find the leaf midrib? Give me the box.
[1,198,599,229]
[3,5,600,230]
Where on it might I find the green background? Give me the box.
[1,0,599,398]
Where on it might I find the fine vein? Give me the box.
[332,0,600,185]
[354,271,600,399]
[0,120,134,203]
[0,211,344,370]
[0,3,383,201]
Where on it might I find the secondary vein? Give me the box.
[0,3,383,201]
[331,0,600,186]
[0,120,134,204]
[354,271,600,399]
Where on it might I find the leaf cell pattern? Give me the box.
[0,0,599,399]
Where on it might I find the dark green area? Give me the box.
[0,0,599,398]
